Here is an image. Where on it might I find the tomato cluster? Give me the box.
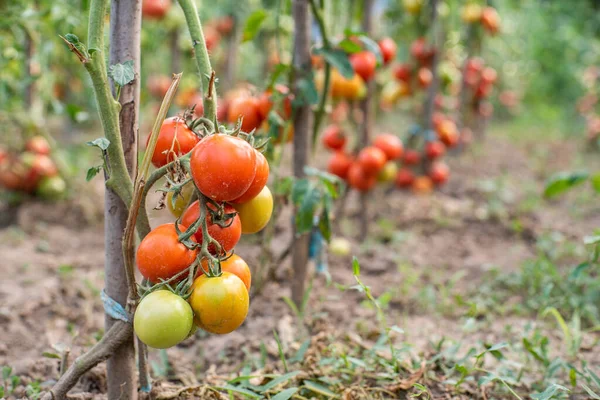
[0,136,66,200]
[461,4,501,35]
[323,125,404,192]
[134,115,273,348]
[463,57,498,120]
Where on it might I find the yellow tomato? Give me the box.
[166,182,194,218]
[232,186,273,234]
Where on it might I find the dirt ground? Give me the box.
[1,127,599,398]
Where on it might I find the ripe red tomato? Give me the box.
[350,51,377,82]
[481,67,497,84]
[425,141,446,159]
[200,254,251,291]
[0,165,23,190]
[257,85,292,121]
[327,152,353,179]
[189,272,249,334]
[357,146,386,175]
[429,162,450,185]
[481,7,500,35]
[228,96,263,132]
[417,68,433,88]
[373,134,403,161]
[475,81,493,98]
[411,38,434,65]
[142,0,171,19]
[190,134,257,202]
[149,117,199,168]
[393,63,412,82]
[25,136,51,155]
[322,125,347,151]
[403,149,421,165]
[215,16,235,35]
[436,119,459,147]
[395,168,415,188]
[348,163,377,192]
[378,37,397,65]
[136,223,198,283]
[231,150,269,204]
[181,201,242,254]
[412,176,434,194]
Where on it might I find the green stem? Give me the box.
[309,0,331,151]
[178,0,218,124]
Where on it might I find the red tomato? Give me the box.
[347,163,377,192]
[190,134,257,202]
[217,97,229,121]
[429,162,450,185]
[481,7,500,35]
[181,201,242,254]
[436,119,459,147]
[136,223,198,283]
[402,149,421,165]
[349,51,377,82]
[204,26,221,51]
[393,63,412,82]
[327,152,353,179]
[322,125,347,151]
[215,16,235,35]
[149,117,199,168]
[395,168,415,188]
[142,0,171,19]
[231,150,269,203]
[412,176,434,193]
[475,81,493,98]
[357,146,387,175]
[257,85,292,121]
[417,68,433,88]
[373,134,403,161]
[25,136,51,155]
[227,96,263,132]
[378,37,397,65]
[425,141,446,159]
[481,67,497,84]
[411,38,434,65]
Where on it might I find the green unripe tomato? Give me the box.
[134,290,193,349]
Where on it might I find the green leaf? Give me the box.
[268,63,290,89]
[304,380,336,397]
[523,338,546,364]
[319,205,331,242]
[296,187,320,234]
[242,10,268,42]
[570,367,577,387]
[258,371,301,392]
[585,367,600,389]
[338,38,362,53]
[314,47,354,78]
[86,165,103,182]
[217,384,260,398]
[581,384,600,399]
[289,339,310,363]
[530,383,569,400]
[2,366,12,380]
[356,35,383,65]
[295,76,319,106]
[274,176,294,196]
[291,179,311,205]
[0,386,4,398]
[108,60,135,87]
[86,137,110,151]
[591,173,600,193]
[42,352,61,359]
[544,171,589,198]
[272,387,299,400]
[352,256,360,276]
[584,235,600,245]
[273,330,288,373]
[64,33,81,44]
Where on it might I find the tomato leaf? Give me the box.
[314,47,354,79]
[86,137,110,151]
[271,387,299,400]
[319,204,331,242]
[242,10,268,42]
[86,165,102,182]
[42,352,61,359]
[543,171,589,198]
[267,63,290,89]
[274,176,294,196]
[356,35,383,65]
[109,60,135,87]
[296,186,321,234]
[291,178,311,205]
[294,75,319,106]
[338,38,363,53]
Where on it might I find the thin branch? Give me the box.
[309,0,331,150]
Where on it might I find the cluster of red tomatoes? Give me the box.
[323,126,403,192]
[134,116,273,348]
[0,137,66,200]
[464,57,498,119]
[461,4,501,35]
